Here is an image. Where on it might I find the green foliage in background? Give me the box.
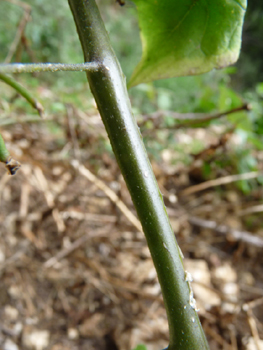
[0,0,263,195]
[129,0,246,87]
[234,0,263,89]
[132,345,147,350]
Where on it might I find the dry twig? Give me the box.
[71,160,142,231]
[66,104,80,159]
[203,325,232,350]
[243,300,263,350]
[139,103,250,130]
[181,171,261,196]
[44,225,112,268]
[4,0,31,63]
[189,216,263,247]
[238,204,263,216]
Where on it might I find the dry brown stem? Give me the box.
[4,0,31,63]
[181,171,261,196]
[189,216,263,247]
[71,160,142,232]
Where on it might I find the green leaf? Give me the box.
[132,345,147,350]
[129,0,247,87]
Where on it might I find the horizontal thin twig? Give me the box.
[0,62,99,74]
[0,115,47,126]
[61,210,117,223]
[243,297,263,311]
[181,171,261,196]
[44,225,111,268]
[140,103,250,129]
[189,216,263,248]
[173,103,250,128]
[238,204,263,216]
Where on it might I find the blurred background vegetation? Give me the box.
[1,2,263,349]
[0,0,263,194]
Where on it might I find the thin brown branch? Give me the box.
[238,204,263,216]
[71,160,142,232]
[181,171,261,196]
[243,297,263,311]
[43,225,111,268]
[32,166,65,232]
[61,211,117,223]
[66,104,80,159]
[20,165,67,233]
[243,307,261,350]
[139,103,250,130]
[174,103,250,128]
[203,325,232,350]
[188,216,263,248]
[4,0,31,63]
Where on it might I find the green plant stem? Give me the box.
[0,133,10,163]
[139,103,250,129]
[0,63,99,118]
[68,0,209,349]
[0,72,44,117]
[0,133,21,175]
[0,62,99,74]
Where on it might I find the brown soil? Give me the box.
[0,100,263,350]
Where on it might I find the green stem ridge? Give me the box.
[68,0,209,349]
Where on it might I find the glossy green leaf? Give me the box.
[129,0,246,87]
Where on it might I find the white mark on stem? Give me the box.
[163,242,168,250]
[185,270,199,312]
[184,270,193,282]
[179,246,184,259]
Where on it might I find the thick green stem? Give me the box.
[68,0,209,349]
